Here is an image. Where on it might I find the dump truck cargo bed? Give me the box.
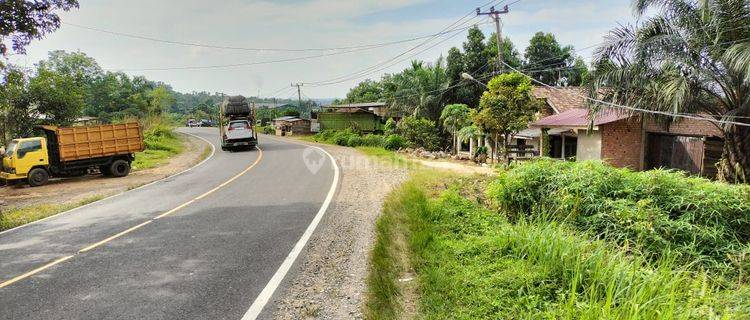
[39,123,145,162]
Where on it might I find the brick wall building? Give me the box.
[530,86,726,178]
[600,118,644,169]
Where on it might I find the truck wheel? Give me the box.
[109,160,131,177]
[28,168,49,187]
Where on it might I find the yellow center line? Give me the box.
[0,146,264,290]
[0,255,74,289]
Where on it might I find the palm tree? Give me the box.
[384,59,450,122]
[441,104,470,154]
[590,0,750,183]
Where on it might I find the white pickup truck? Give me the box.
[219,96,257,151]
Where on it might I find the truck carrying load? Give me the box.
[219,95,257,151]
[45,123,144,162]
[1,122,145,187]
[223,95,252,118]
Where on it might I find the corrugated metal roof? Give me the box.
[532,108,631,128]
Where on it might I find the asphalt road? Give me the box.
[0,127,337,320]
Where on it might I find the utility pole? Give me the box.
[477,5,509,73]
[291,83,303,109]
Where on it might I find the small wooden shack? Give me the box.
[272,116,311,136]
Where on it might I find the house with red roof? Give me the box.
[521,87,724,178]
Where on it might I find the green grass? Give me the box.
[132,125,184,170]
[366,165,750,319]
[0,195,104,232]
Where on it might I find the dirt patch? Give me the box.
[272,142,409,320]
[414,158,495,175]
[0,133,210,210]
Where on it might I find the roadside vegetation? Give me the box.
[132,121,184,170]
[366,159,750,319]
[0,195,103,232]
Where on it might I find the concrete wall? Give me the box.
[576,131,602,161]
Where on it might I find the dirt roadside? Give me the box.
[272,142,409,319]
[0,133,210,210]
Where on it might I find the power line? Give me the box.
[63,22,487,53]
[303,16,484,86]
[101,23,484,72]
[301,0,511,87]
[305,18,491,87]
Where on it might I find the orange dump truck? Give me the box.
[1,122,145,187]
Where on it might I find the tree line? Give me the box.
[338,26,588,123]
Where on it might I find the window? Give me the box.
[4,141,18,157]
[17,140,42,158]
[229,121,248,129]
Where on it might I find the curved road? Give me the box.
[0,127,337,320]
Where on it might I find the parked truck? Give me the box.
[1,122,145,187]
[219,95,257,151]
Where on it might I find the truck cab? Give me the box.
[1,137,50,185]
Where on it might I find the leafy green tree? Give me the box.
[461,26,490,107]
[0,0,79,55]
[0,67,32,141]
[282,108,300,117]
[474,72,540,163]
[524,32,574,86]
[396,116,441,151]
[591,0,750,183]
[343,79,382,103]
[40,50,102,82]
[147,85,174,115]
[27,65,85,126]
[485,34,523,71]
[440,103,470,154]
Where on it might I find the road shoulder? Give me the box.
[0,132,211,231]
[269,141,408,319]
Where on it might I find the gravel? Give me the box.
[270,144,409,319]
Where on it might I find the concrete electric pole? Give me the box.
[291,83,304,109]
[476,5,509,73]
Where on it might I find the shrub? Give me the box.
[347,135,363,147]
[361,134,385,147]
[384,117,397,135]
[383,134,406,150]
[396,116,442,151]
[329,129,355,146]
[143,124,180,153]
[488,159,750,276]
[262,125,275,134]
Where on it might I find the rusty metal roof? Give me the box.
[532,87,587,113]
[532,108,631,128]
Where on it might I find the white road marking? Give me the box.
[0,129,215,236]
[241,142,340,320]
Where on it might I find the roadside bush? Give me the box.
[383,134,406,150]
[261,125,275,134]
[374,173,743,319]
[347,135,363,147]
[361,134,385,147]
[488,159,750,276]
[143,124,181,153]
[396,116,442,151]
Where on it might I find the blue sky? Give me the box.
[7,0,639,99]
